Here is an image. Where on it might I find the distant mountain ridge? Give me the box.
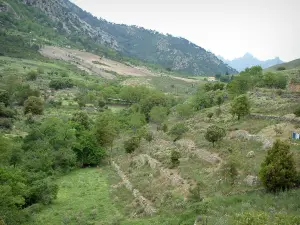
[2,0,237,75]
[218,53,284,72]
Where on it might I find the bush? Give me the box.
[0,118,13,129]
[277,66,286,71]
[24,96,44,115]
[124,137,140,153]
[170,149,180,168]
[49,78,74,90]
[207,112,213,120]
[26,70,38,81]
[205,125,226,146]
[294,106,300,117]
[220,158,238,185]
[169,123,188,142]
[144,131,154,142]
[0,103,16,118]
[259,140,297,192]
[0,89,9,106]
[14,84,40,106]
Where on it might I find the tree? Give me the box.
[169,123,188,142]
[149,106,168,125]
[71,111,90,130]
[259,140,297,192]
[24,96,44,115]
[176,103,193,119]
[216,94,224,108]
[230,94,250,120]
[129,112,146,132]
[95,111,119,148]
[205,125,226,146]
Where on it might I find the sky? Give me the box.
[70,0,300,62]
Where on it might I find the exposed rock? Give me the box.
[246,151,255,158]
[243,175,260,186]
[229,130,273,149]
[176,139,222,164]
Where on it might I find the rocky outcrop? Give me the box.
[243,175,260,186]
[111,161,156,215]
[229,130,273,149]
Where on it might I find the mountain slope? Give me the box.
[266,58,300,71]
[219,53,283,71]
[2,0,237,75]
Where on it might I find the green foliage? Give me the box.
[119,85,150,103]
[71,111,90,130]
[24,96,43,115]
[0,89,9,106]
[74,130,106,166]
[262,72,287,89]
[277,66,286,71]
[140,91,169,119]
[230,94,250,120]
[149,106,168,125]
[170,149,181,168]
[259,140,297,192]
[233,211,300,225]
[14,84,40,106]
[205,125,226,146]
[204,82,225,92]
[129,112,146,132]
[169,123,188,142]
[207,112,214,120]
[176,103,193,119]
[188,182,204,202]
[0,103,16,118]
[26,70,38,81]
[95,111,119,148]
[220,158,238,185]
[124,136,140,154]
[294,105,300,117]
[0,118,13,129]
[49,78,74,90]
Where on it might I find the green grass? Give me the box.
[29,168,123,225]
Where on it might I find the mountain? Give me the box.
[218,53,284,72]
[0,0,237,75]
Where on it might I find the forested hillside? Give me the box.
[1,0,237,75]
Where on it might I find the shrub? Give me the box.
[24,96,44,115]
[0,118,13,129]
[176,104,193,118]
[144,131,154,142]
[259,140,297,192]
[0,103,16,118]
[294,106,300,117]
[49,78,74,90]
[277,66,286,71]
[26,70,38,81]
[124,137,140,153]
[0,89,9,106]
[205,125,226,146]
[169,123,188,142]
[207,112,213,120]
[220,158,238,185]
[170,149,180,168]
[188,182,204,202]
[37,67,44,74]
